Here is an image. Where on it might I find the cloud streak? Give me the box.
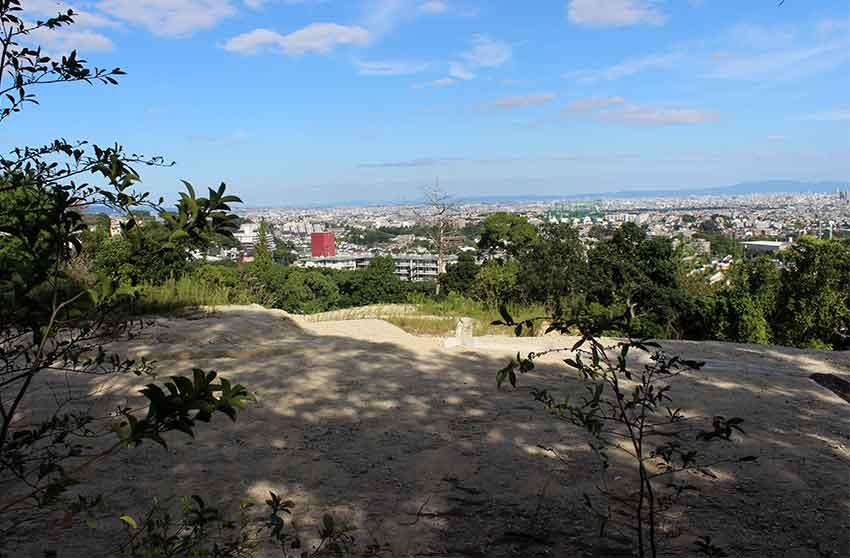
[355,59,431,75]
[428,35,510,86]
[223,23,370,55]
[568,51,683,82]
[567,0,667,28]
[558,96,718,127]
[487,93,558,110]
[562,96,625,113]
[449,61,475,80]
[599,104,719,126]
[359,157,464,168]
[97,0,237,36]
[461,35,512,68]
[803,107,850,121]
[418,1,447,14]
[705,40,850,80]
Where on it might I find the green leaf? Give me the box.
[496,361,515,389]
[119,514,137,529]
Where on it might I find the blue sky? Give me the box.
[8,0,850,205]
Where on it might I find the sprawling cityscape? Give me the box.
[187,188,850,284]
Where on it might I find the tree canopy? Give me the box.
[477,212,538,258]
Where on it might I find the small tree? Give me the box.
[474,258,521,308]
[255,218,273,268]
[416,180,455,295]
[494,310,755,557]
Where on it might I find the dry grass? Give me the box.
[337,309,520,337]
[303,297,543,338]
[384,316,456,336]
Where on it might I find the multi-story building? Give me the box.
[692,239,711,256]
[234,222,259,248]
[297,253,457,282]
[311,231,336,257]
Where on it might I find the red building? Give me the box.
[311,231,336,257]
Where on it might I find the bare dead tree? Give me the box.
[415,179,456,295]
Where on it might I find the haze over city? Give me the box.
[7,0,850,205]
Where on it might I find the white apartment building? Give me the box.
[234,222,259,247]
[297,253,457,282]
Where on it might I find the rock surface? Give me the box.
[15,305,850,557]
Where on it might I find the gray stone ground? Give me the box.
[10,305,850,557]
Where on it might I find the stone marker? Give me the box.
[445,317,475,348]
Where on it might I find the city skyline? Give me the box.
[6,0,850,205]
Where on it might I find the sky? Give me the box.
[7,0,850,206]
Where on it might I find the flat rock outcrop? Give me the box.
[16,305,850,557]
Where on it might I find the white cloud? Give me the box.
[557,94,717,127]
[279,23,370,54]
[726,23,796,50]
[568,51,682,82]
[563,96,625,113]
[803,107,850,121]
[361,0,413,38]
[449,61,474,80]
[767,135,786,142]
[223,28,284,54]
[567,0,666,28]
[22,0,119,52]
[355,59,430,75]
[97,0,237,36]
[25,1,122,28]
[437,36,509,84]
[488,93,557,110]
[462,35,512,68]
[246,0,328,7]
[704,18,850,81]
[29,26,114,52]
[431,78,455,86]
[418,1,447,14]
[413,77,456,88]
[360,0,471,42]
[599,104,718,126]
[223,23,370,55]
[706,40,850,80]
